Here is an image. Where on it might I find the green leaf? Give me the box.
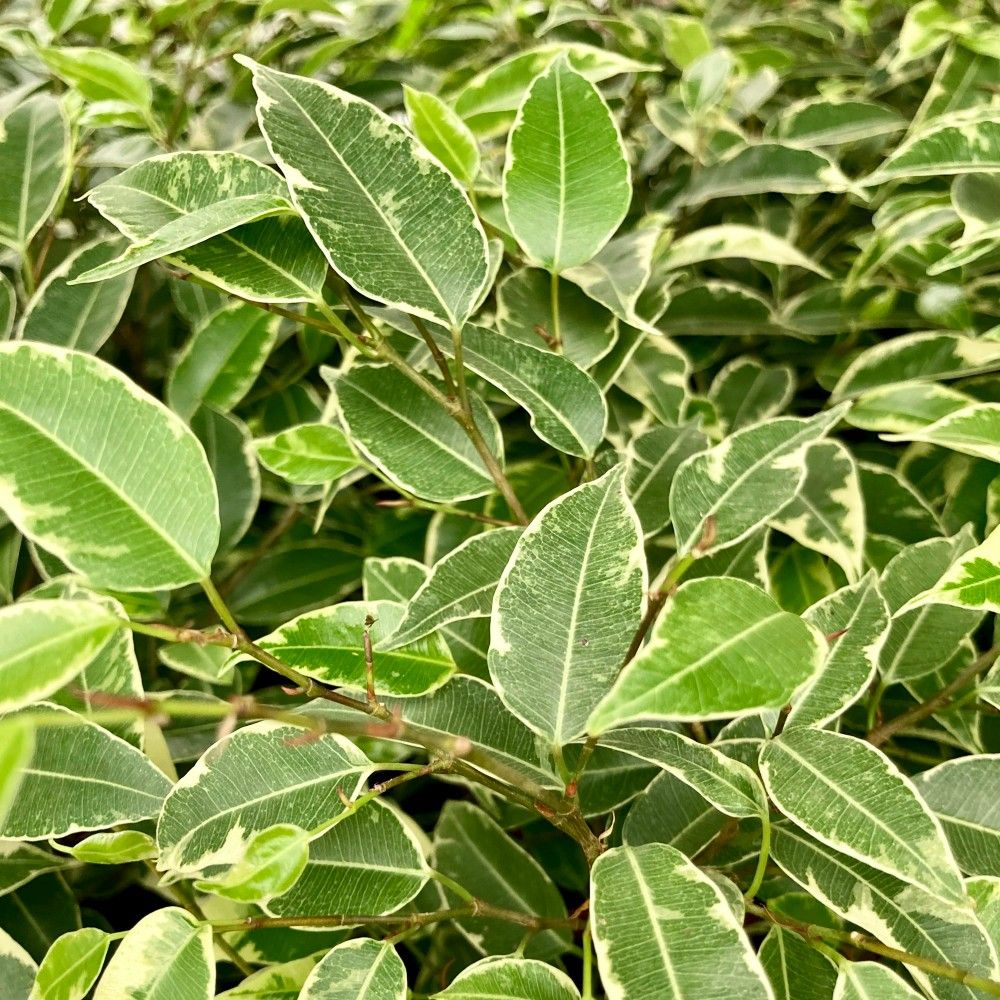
[882,403,1000,462]
[846,383,973,434]
[433,957,581,1000]
[598,726,767,819]
[159,642,233,684]
[615,335,690,426]
[363,556,428,602]
[503,56,630,271]
[328,362,503,503]
[255,422,359,485]
[0,599,119,713]
[708,358,795,433]
[899,523,1000,614]
[858,462,942,545]
[591,844,772,1000]
[39,47,150,111]
[385,527,521,648]
[93,908,213,1000]
[299,939,405,1000]
[253,600,454,696]
[0,704,170,840]
[622,770,726,857]
[0,927,37,1000]
[434,801,570,959]
[836,963,924,1000]
[662,225,829,275]
[0,95,71,251]
[676,143,856,207]
[680,48,732,114]
[769,98,906,147]
[662,14,712,68]
[166,303,280,422]
[914,756,1000,877]
[16,239,134,352]
[669,407,847,556]
[61,830,157,865]
[590,577,824,729]
[0,842,69,896]
[404,86,480,184]
[660,281,779,338]
[156,721,370,878]
[490,467,646,745]
[28,927,109,1000]
[0,342,220,591]
[215,956,317,1000]
[768,440,865,581]
[266,799,428,919]
[0,719,34,831]
[761,728,966,904]
[786,573,891,729]
[0,273,14,339]
[759,926,838,1000]
[240,58,488,327]
[81,152,326,303]
[195,823,309,903]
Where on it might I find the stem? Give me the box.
[582,919,594,1000]
[171,876,254,976]
[414,315,457,396]
[430,871,476,904]
[550,270,561,352]
[621,551,697,666]
[744,812,771,901]
[747,902,1000,997]
[868,644,1000,747]
[200,578,241,635]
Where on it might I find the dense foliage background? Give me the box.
[1,0,1000,997]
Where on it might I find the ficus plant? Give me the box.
[1,1,1000,998]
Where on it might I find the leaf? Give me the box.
[0,95,70,251]
[503,56,630,271]
[93,908,213,1000]
[328,362,503,503]
[39,47,150,111]
[761,728,966,904]
[0,720,34,832]
[299,939,405,1000]
[786,574,891,729]
[914,756,1000,877]
[675,143,856,207]
[81,151,326,303]
[661,281,780,338]
[61,830,157,865]
[0,342,220,591]
[0,273,14,339]
[240,58,488,328]
[590,577,824,729]
[255,422,360,485]
[597,726,767,819]
[384,527,522,648]
[266,799,428,919]
[770,824,997,1000]
[433,957,581,1000]
[669,407,847,557]
[0,842,69,896]
[0,599,119,713]
[489,467,646,745]
[434,801,570,958]
[858,462,942,545]
[768,440,865,581]
[404,86,480,184]
[616,335,690,426]
[195,823,309,904]
[215,956,317,1000]
[16,239,134,352]
[662,225,829,275]
[866,116,1000,184]
[899,523,1000,614]
[0,704,170,840]
[623,770,727,857]
[156,720,370,878]
[591,844,772,1000]
[708,358,795,434]
[882,403,1000,462]
[166,303,280,422]
[769,98,906,147]
[846,383,973,434]
[759,926,838,1000]
[841,964,927,1000]
[681,48,732,114]
[0,927,37,1000]
[252,600,454,696]
[159,641,233,685]
[28,927,109,1000]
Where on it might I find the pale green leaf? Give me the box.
[166,303,280,422]
[28,927,109,1000]
[846,383,973,434]
[914,756,1000,877]
[252,599,454,695]
[328,362,503,503]
[404,86,480,184]
[490,467,646,745]
[93,908,213,1000]
[61,830,157,865]
[591,844,772,1000]
[0,927,37,1000]
[195,823,309,903]
[770,98,906,148]
[669,407,847,556]
[866,116,1000,184]
[590,577,823,729]
[159,642,233,685]
[0,599,118,713]
[0,342,220,591]
[299,939,405,1000]
[0,95,71,251]
[882,403,1000,462]
[241,58,488,327]
[40,47,150,110]
[0,273,14,339]
[662,15,711,68]
[680,48,732,114]
[0,704,170,840]
[0,719,34,832]
[662,225,829,275]
[835,963,924,1000]
[215,956,317,1000]
[760,728,966,904]
[503,56,630,271]
[708,358,795,434]
[156,720,370,878]
[363,556,427,602]
[617,335,690,426]
[900,523,1000,614]
[433,957,581,1000]
[760,926,838,1000]
[255,422,358,485]
[16,239,134,352]
[82,151,326,303]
